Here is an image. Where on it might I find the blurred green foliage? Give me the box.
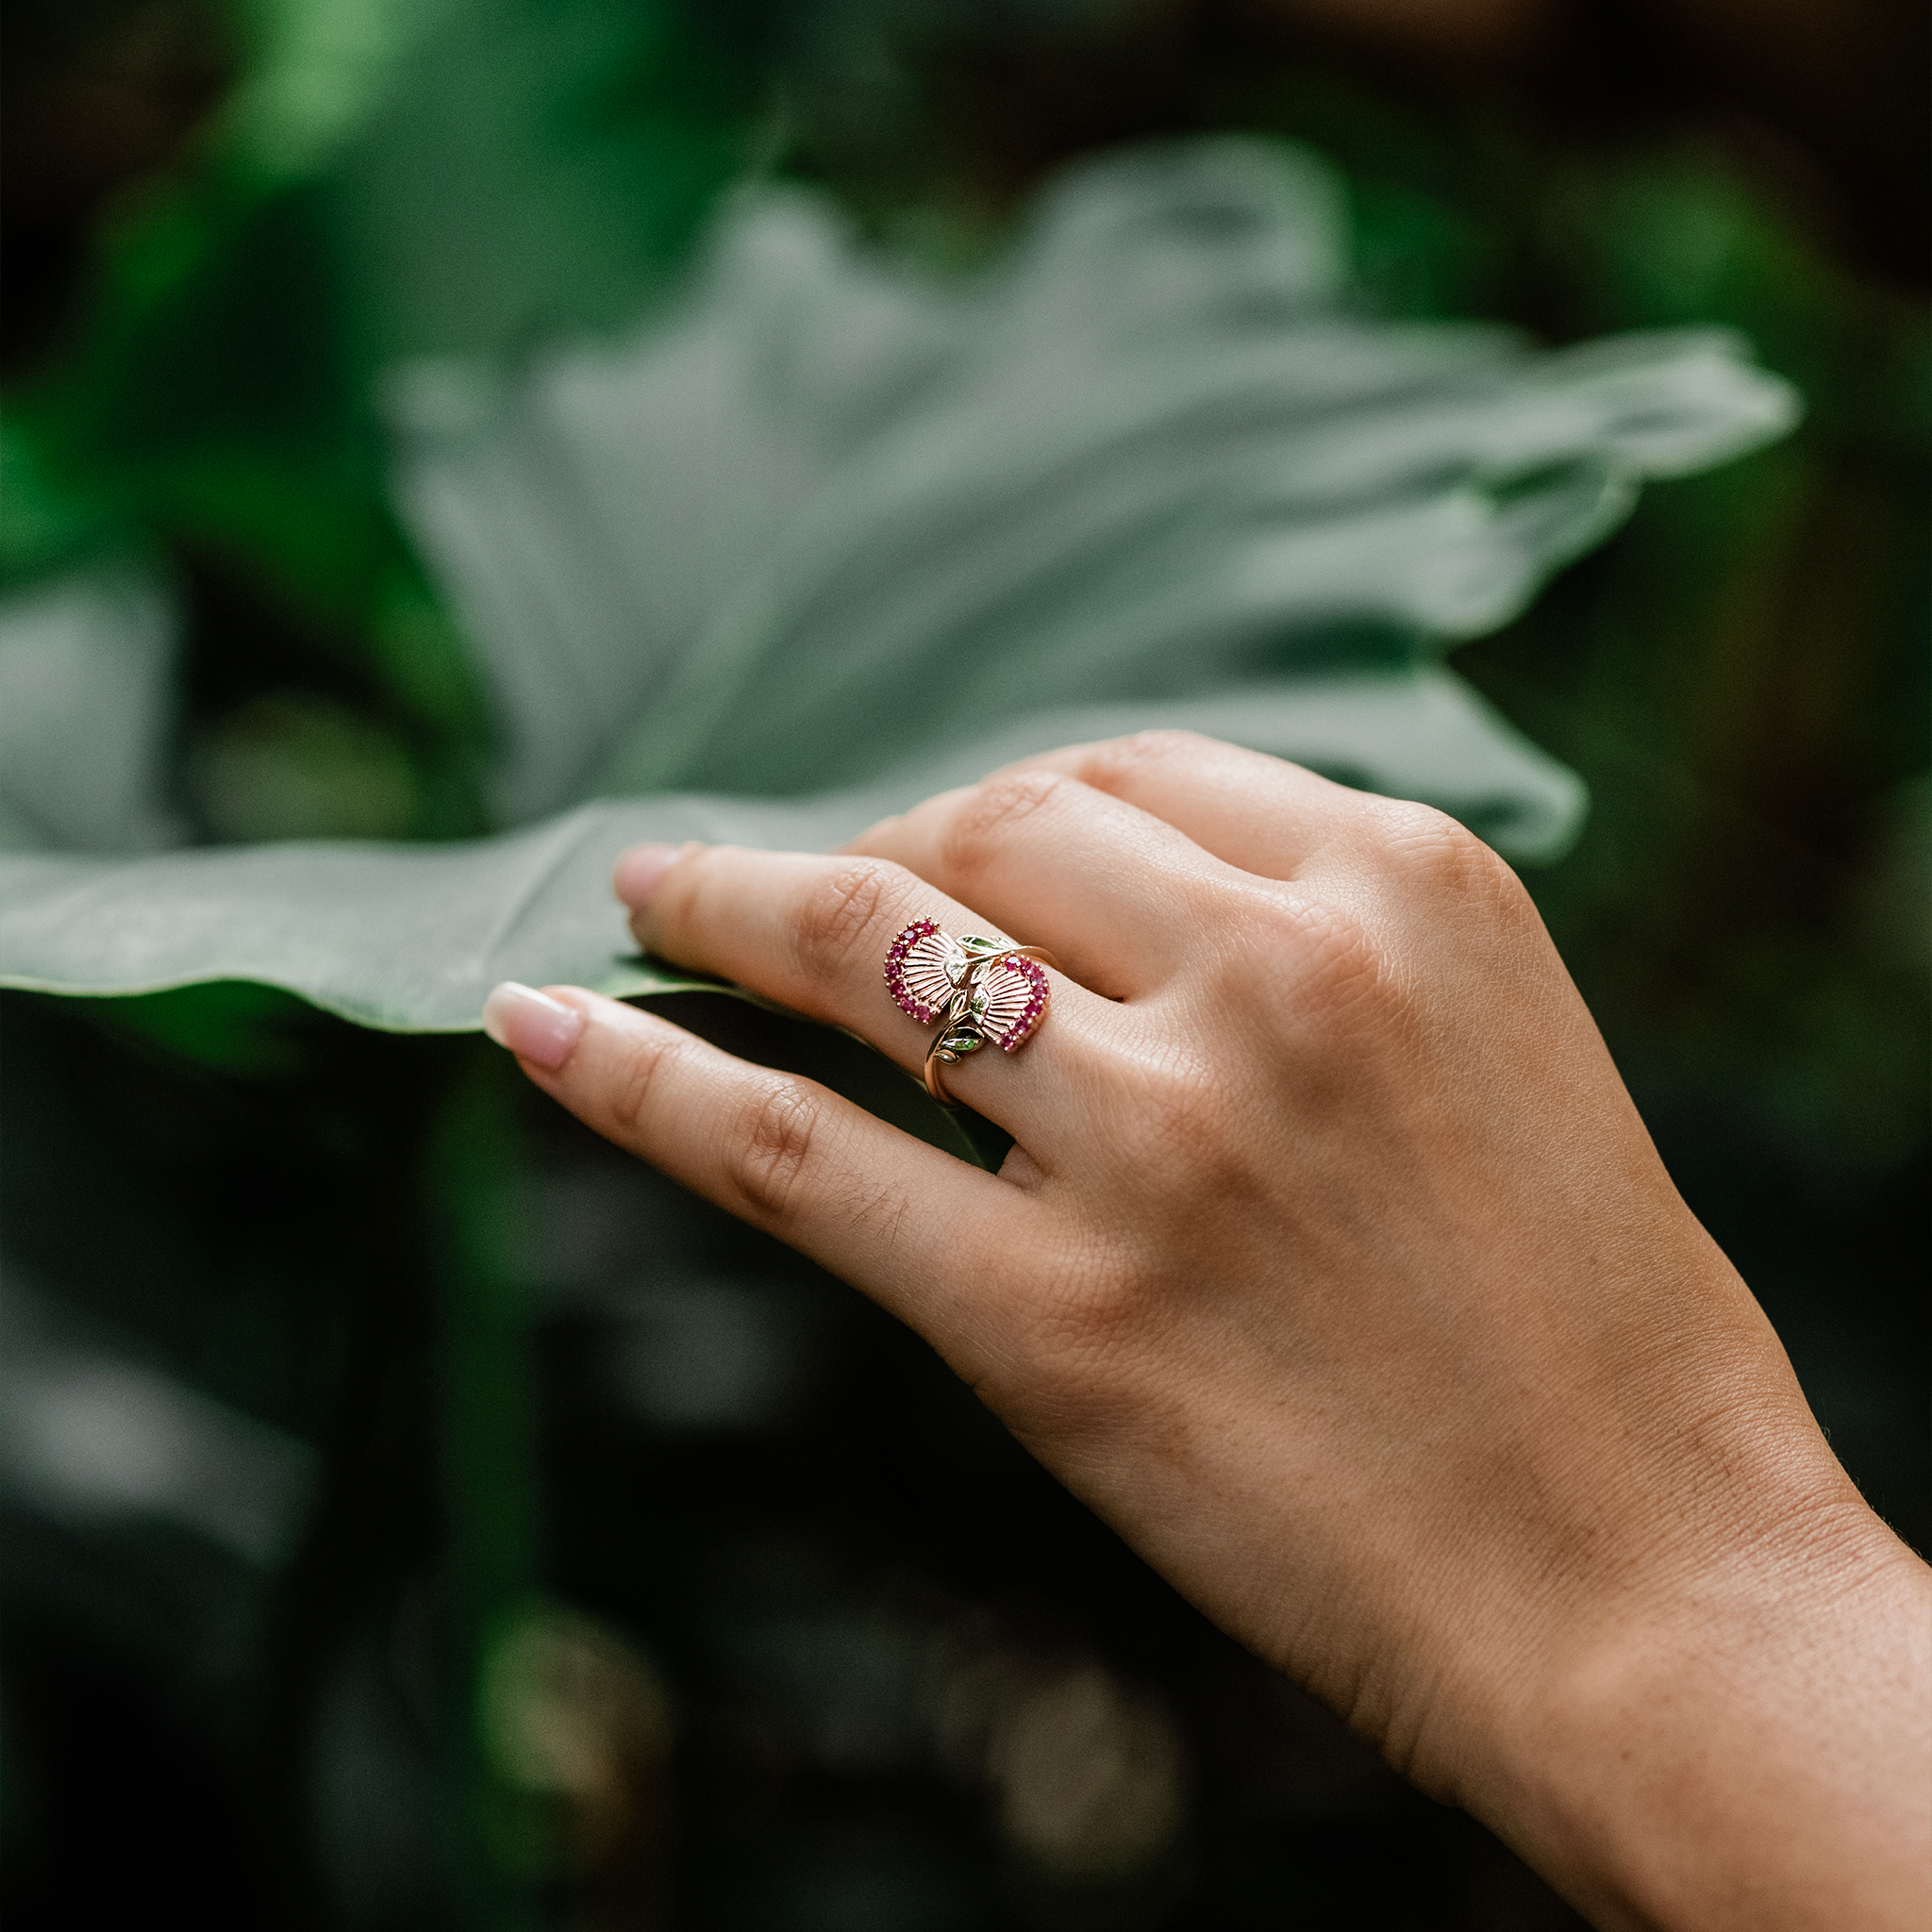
[5,0,759,841]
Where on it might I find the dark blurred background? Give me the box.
[2,3,1925,1927]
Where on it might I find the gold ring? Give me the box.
[883,920,1057,1106]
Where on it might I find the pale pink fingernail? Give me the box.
[481,982,584,1070]
[613,842,685,909]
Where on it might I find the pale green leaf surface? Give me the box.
[0,138,1796,1031]
[0,671,1580,1028]
[387,139,1798,820]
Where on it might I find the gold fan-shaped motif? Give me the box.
[974,955,1050,1051]
[885,919,968,1024]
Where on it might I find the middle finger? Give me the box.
[846,768,1256,997]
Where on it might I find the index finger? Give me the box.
[621,843,1132,1140]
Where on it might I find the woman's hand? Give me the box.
[482,732,1929,1931]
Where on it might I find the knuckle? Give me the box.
[1224,891,1401,1041]
[791,858,903,979]
[1122,1049,1230,1167]
[1372,800,1494,883]
[1074,728,1210,796]
[1015,1247,1151,1398]
[723,1075,825,1223]
[940,770,1066,880]
[1365,799,1535,927]
[1072,1037,1241,1208]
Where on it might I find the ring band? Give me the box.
[883,920,1057,1106]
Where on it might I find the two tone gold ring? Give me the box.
[883,920,1056,1105]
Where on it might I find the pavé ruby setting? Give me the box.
[882,919,1057,1102]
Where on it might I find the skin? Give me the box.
[482,731,1931,1930]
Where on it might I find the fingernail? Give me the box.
[481,982,584,1070]
[613,842,684,909]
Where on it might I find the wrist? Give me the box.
[1459,1474,1929,1931]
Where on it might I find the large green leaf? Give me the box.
[0,672,1581,1028]
[388,139,1798,821]
[0,138,1798,1031]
